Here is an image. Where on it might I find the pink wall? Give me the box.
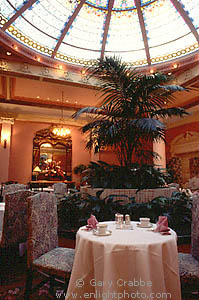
[8,120,91,184]
[71,126,91,184]
[14,77,99,106]
[0,123,11,183]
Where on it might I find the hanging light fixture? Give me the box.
[52,126,71,137]
[52,91,71,137]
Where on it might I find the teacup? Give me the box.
[97,223,108,235]
[139,217,150,227]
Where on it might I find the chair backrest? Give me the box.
[27,192,58,266]
[53,182,67,195]
[191,195,199,261]
[1,190,35,248]
[2,183,27,202]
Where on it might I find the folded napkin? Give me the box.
[86,214,98,230]
[154,216,171,234]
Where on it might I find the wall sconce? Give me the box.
[3,139,7,149]
[0,118,14,149]
[1,132,10,149]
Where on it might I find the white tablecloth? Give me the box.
[0,203,5,231]
[66,221,181,300]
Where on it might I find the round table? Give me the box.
[66,221,181,300]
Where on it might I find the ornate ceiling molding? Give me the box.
[0,116,14,124]
[0,58,99,88]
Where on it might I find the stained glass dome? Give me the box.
[0,0,199,67]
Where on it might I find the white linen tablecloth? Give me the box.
[66,221,181,300]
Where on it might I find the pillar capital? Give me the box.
[0,117,14,125]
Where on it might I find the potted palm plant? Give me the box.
[74,56,188,197]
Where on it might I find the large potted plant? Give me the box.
[74,56,188,198]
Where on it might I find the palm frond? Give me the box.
[156,85,188,92]
[132,118,165,131]
[151,107,189,118]
[75,56,188,166]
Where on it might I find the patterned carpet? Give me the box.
[0,259,66,300]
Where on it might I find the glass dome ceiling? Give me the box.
[0,0,199,67]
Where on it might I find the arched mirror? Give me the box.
[32,126,72,181]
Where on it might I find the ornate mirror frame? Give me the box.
[32,126,72,180]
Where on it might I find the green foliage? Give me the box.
[58,190,192,237]
[73,56,188,167]
[82,160,170,189]
[73,164,87,175]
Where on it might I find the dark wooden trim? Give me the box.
[2,0,38,31]
[52,0,87,58]
[100,0,115,59]
[135,0,151,65]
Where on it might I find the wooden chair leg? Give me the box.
[24,268,33,300]
[64,276,70,292]
[49,275,55,296]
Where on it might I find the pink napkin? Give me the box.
[154,216,171,234]
[86,214,98,230]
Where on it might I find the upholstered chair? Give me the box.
[178,195,199,293]
[0,190,35,249]
[53,182,67,202]
[25,192,74,300]
[2,183,27,202]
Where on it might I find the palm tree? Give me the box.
[74,56,188,167]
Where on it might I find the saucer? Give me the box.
[137,223,153,228]
[93,230,112,236]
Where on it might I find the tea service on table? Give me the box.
[115,213,133,230]
[93,223,112,236]
[137,217,153,228]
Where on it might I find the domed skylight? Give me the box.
[0,0,199,67]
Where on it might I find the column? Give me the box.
[153,139,166,170]
[0,118,14,183]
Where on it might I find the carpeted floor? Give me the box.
[0,237,75,299]
[0,257,66,299]
[0,240,198,300]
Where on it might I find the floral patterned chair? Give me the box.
[25,192,75,300]
[2,183,27,202]
[0,190,35,249]
[178,195,199,294]
[53,182,67,202]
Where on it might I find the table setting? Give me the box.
[81,213,172,236]
[66,213,181,300]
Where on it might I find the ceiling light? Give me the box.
[81,69,86,75]
[6,51,11,56]
[52,126,71,137]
